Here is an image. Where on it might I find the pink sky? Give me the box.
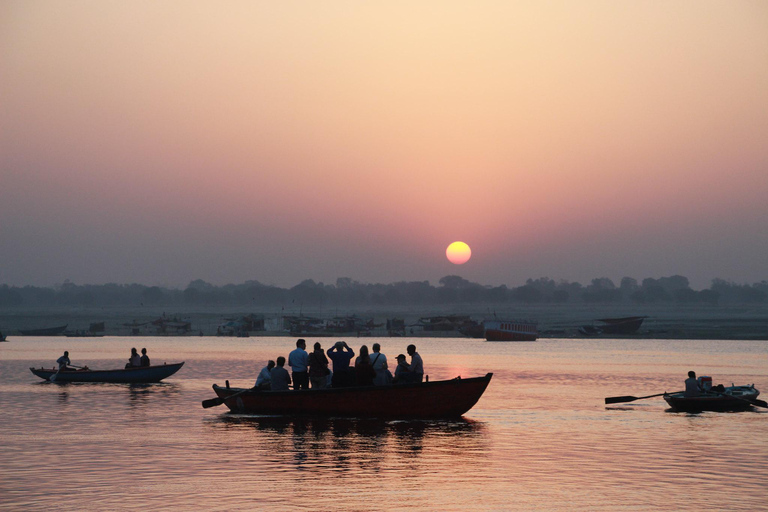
[1,1,767,289]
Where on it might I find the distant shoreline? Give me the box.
[1,303,766,340]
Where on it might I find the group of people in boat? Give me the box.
[55,348,152,371]
[255,339,424,391]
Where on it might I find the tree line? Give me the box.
[0,275,766,308]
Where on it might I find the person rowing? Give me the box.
[56,351,76,371]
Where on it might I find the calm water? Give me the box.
[1,336,766,511]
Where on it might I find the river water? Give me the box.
[1,336,766,511]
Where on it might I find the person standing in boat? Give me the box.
[255,360,275,390]
[370,343,391,386]
[288,338,309,390]
[684,370,702,397]
[407,344,424,383]
[56,351,74,371]
[308,342,330,389]
[270,357,292,391]
[140,348,150,367]
[327,341,355,387]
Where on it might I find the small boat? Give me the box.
[208,373,493,419]
[484,320,537,341]
[596,316,647,334]
[30,362,185,383]
[19,324,68,336]
[664,385,760,412]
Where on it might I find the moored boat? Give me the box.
[19,324,68,336]
[30,362,184,383]
[208,373,493,419]
[664,385,760,412]
[484,320,537,341]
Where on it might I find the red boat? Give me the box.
[207,373,493,419]
[484,320,537,341]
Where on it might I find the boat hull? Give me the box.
[19,325,68,336]
[484,320,538,341]
[212,373,493,419]
[664,386,760,412]
[30,362,184,383]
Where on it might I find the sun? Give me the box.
[446,241,472,265]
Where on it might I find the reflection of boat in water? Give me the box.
[19,325,68,336]
[579,316,647,336]
[209,373,493,419]
[484,320,537,341]
[30,362,185,383]
[664,384,760,412]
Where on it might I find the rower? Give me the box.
[684,370,702,397]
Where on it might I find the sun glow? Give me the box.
[446,241,471,265]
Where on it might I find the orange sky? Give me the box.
[1,1,767,288]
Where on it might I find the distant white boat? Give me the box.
[484,320,537,341]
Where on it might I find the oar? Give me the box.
[605,391,683,405]
[49,365,85,382]
[202,387,254,409]
[711,389,768,409]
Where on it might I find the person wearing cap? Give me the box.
[393,353,411,383]
[327,341,355,387]
[288,338,309,390]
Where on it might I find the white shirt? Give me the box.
[256,366,272,387]
[370,352,387,372]
[288,348,309,372]
[409,352,424,375]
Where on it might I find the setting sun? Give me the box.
[446,241,472,265]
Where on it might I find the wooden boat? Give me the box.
[19,324,68,336]
[208,373,493,419]
[484,320,537,341]
[596,316,646,334]
[664,385,760,412]
[29,362,184,383]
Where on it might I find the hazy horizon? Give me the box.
[2,2,767,291]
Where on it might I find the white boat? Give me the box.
[484,319,537,341]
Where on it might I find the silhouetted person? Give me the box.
[684,370,701,397]
[371,343,391,386]
[328,341,355,387]
[126,348,141,368]
[140,348,150,367]
[256,360,275,390]
[57,351,74,371]
[393,354,410,383]
[407,344,424,383]
[308,342,330,389]
[354,345,376,386]
[270,356,291,391]
[288,338,309,390]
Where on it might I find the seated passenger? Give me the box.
[393,354,411,383]
[140,348,151,367]
[684,370,701,397]
[126,347,141,368]
[270,357,292,391]
[255,360,275,390]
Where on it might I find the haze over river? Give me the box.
[1,337,766,511]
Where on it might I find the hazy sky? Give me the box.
[2,1,767,290]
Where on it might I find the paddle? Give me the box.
[605,391,683,405]
[202,387,254,409]
[49,364,85,382]
[711,389,768,409]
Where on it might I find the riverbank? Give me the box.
[1,303,766,340]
